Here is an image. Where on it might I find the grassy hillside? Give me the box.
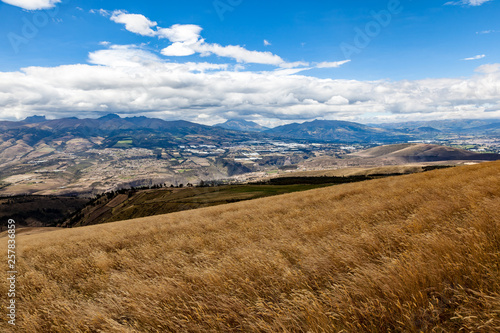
[351,143,500,162]
[1,161,499,332]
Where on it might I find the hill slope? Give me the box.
[351,143,500,162]
[1,161,499,332]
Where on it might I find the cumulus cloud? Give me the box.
[445,0,492,6]
[264,40,271,46]
[105,10,306,67]
[157,27,286,66]
[0,45,499,124]
[110,11,157,37]
[1,0,60,10]
[463,54,486,61]
[161,42,197,57]
[156,24,202,44]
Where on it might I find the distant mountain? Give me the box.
[214,119,269,132]
[374,119,500,135]
[467,122,500,134]
[351,143,500,162]
[416,126,441,133]
[35,113,212,134]
[265,119,409,143]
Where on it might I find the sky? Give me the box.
[0,0,499,126]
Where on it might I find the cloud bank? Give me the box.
[1,44,499,126]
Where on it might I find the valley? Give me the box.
[0,115,499,197]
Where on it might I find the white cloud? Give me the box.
[192,42,285,65]
[465,0,492,4]
[264,40,271,46]
[316,60,351,68]
[106,12,302,67]
[157,27,286,66]
[157,24,202,44]
[88,45,162,68]
[445,0,492,6]
[161,42,196,57]
[475,63,500,73]
[326,96,350,105]
[110,11,157,37]
[463,54,486,61]
[1,0,60,10]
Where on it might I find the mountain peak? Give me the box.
[23,115,46,123]
[99,113,121,120]
[214,119,269,132]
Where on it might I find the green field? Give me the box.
[114,139,133,148]
[67,183,333,227]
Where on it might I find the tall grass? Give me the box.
[1,161,499,332]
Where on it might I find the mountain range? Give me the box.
[0,114,253,148]
[1,115,499,148]
[265,119,410,143]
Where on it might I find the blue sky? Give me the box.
[0,0,499,125]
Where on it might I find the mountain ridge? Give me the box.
[265,119,410,143]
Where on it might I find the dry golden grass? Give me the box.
[284,164,427,177]
[1,161,500,332]
[0,227,61,239]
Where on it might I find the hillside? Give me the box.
[63,184,333,227]
[1,161,499,332]
[351,143,500,162]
